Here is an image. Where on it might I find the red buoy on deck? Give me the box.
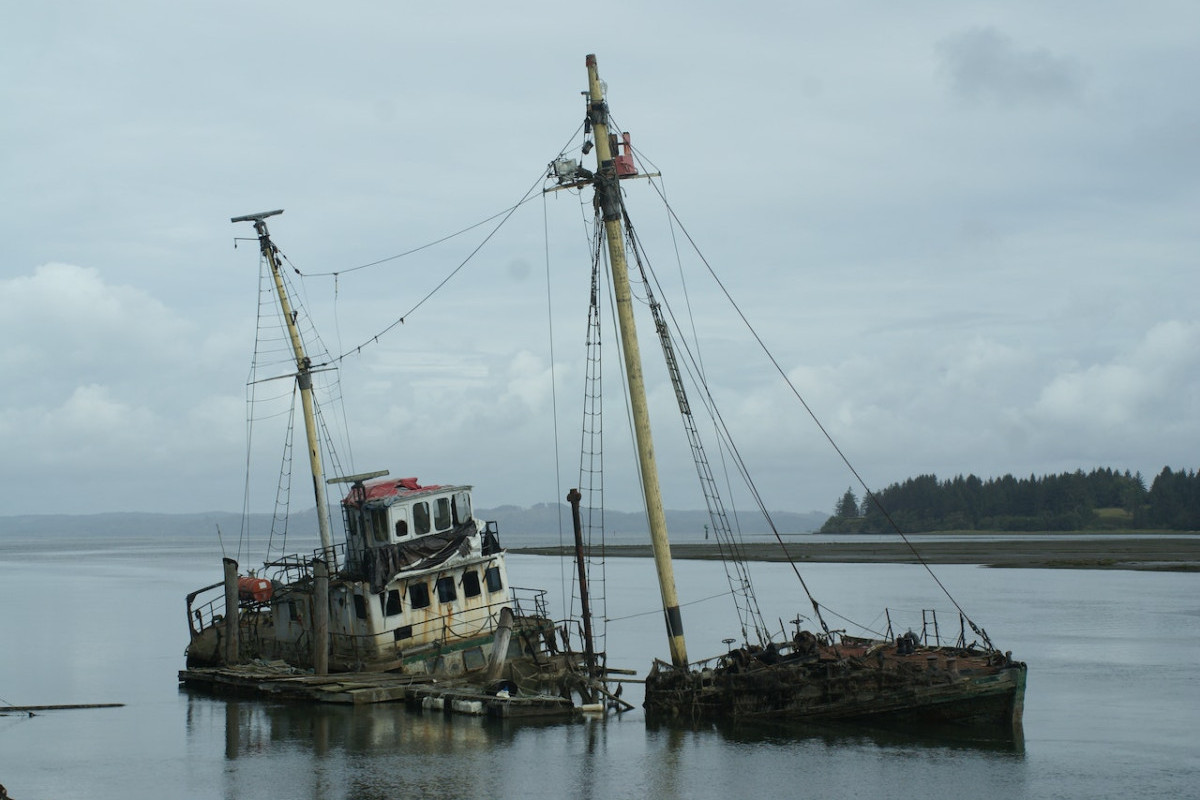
[238,576,272,604]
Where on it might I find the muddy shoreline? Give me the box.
[512,535,1200,571]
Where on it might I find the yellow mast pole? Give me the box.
[232,210,335,552]
[584,54,687,667]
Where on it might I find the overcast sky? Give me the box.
[3,2,1197,520]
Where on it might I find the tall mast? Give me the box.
[232,209,335,552]
[584,54,687,667]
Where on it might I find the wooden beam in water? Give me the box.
[2,703,124,712]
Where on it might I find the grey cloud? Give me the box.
[937,27,1084,107]
[2,4,1196,516]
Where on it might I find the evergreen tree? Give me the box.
[824,465,1196,532]
[835,488,859,519]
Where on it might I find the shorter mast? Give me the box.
[584,54,688,667]
[232,209,335,552]
[567,488,598,677]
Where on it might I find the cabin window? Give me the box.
[484,566,504,593]
[392,507,409,539]
[436,576,457,603]
[381,589,402,617]
[353,593,368,620]
[461,570,481,598]
[394,626,412,641]
[413,502,431,535]
[409,581,431,610]
[452,491,471,525]
[371,510,389,544]
[434,497,452,531]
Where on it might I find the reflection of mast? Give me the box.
[232,209,334,552]
[584,54,688,667]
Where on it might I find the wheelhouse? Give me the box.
[342,476,475,552]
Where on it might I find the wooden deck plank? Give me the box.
[178,666,579,717]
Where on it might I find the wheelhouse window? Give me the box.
[413,502,431,535]
[484,566,504,594]
[461,570,481,598]
[435,576,457,603]
[452,491,472,525]
[370,510,389,544]
[434,497,452,531]
[381,589,402,617]
[409,581,430,610]
[391,507,409,540]
[353,593,368,620]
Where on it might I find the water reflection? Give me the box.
[4,549,1177,800]
[184,690,625,800]
[184,683,1027,800]
[184,691,506,760]
[656,716,1026,754]
[188,687,1022,761]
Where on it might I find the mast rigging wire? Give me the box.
[325,182,542,365]
[304,125,589,366]
[292,121,587,281]
[637,172,991,647]
[620,212,770,644]
[307,203,538,277]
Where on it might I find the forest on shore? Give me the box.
[821,466,1200,533]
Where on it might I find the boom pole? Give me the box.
[584,54,688,667]
[232,210,335,552]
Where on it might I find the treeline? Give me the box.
[821,467,1200,533]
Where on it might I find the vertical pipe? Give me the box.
[222,558,239,665]
[585,53,687,667]
[313,559,330,676]
[567,488,597,676]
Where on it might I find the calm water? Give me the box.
[2,534,1198,799]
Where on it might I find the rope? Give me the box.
[291,203,538,278]
[605,588,734,624]
[541,188,570,622]
[815,603,888,640]
[325,181,544,365]
[621,213,768,644]
[642,176,989,646]
[312,122,586,365]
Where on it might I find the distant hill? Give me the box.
[480,504,828,546]
[0,505,828,547]
[0,511,291,539]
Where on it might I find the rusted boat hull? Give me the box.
[644,639,1026,737]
